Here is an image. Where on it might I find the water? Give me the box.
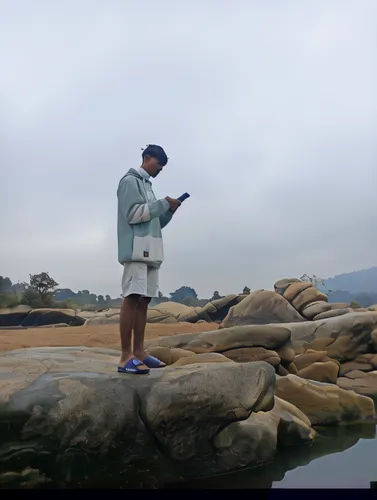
[164,423,377,489]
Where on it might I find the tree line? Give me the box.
[0,273,251,310]
[2,272,376,310]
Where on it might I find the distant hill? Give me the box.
[324,267,377,294]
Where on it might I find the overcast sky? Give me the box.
[1,0,376,298]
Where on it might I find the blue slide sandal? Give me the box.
[143,354,166,369]
[118,357,150,374]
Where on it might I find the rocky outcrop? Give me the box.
[212,396,315,469]
[221,290,306,328]
[283,311,377,362]
[1,344,376,488]
[274,278,352,322]
[147,311,377,399]
[275,374,375,425]
[0,305,32,327]
[0,307,86,328]
[147,295,245,324]
[0,346,293,487]
[171,352,234,367]
[80,308,120,325]
[146,324,295,370]
[337,371,377,400]
[222,347,281,368]
[297,361,339,384]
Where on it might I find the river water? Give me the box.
[164,422,377,489]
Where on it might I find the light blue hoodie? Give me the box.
[117,168,173,268]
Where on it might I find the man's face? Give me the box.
[145,156,164,178]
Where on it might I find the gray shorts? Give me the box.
[121,263,159,298]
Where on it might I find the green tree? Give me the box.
[97,295,106,307]
[28,272,58,303]
[350,300,361,309]
[300,273,325,288]
[209,291,223,301]
[242,286,250,295]
[300,274,332,294]
[169,286,198,302]
[0,277,12,293]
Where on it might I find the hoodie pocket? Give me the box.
[132,235,164,264]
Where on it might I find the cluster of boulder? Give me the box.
[274,278,351,321]
[1,278,376,329]
[0,344,374,488]
[1,277,377,487]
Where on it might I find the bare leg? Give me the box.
[133,296,150,360]
[119,294,140,365]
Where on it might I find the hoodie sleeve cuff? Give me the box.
[160,198,170,212]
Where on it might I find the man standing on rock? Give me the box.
[116,145,181,374]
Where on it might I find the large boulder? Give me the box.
[147,295,246,325]
[337,371,377,400]
[212,396,315,469]
[146,324,293,356]
[0,346,279,487]
[84,309,121,325]
[0,305,32,327]
[20,308,85,327]
[222,347,281,368]
[146,346,194,365]
[273,278,353,322]
[171,352,234,367]
[147,302,192,323]
[221,290,306,328]
[294,349,340,371]
[301,301,332,320]
[297,361,339,384]
[275,374,375,425]
[276,311,377,363]
[291,287,328,314]
[313,308,351,320]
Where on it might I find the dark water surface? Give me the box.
[164,423,377,489]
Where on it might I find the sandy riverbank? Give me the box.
[0,322,218,353]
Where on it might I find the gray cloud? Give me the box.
[1,0,376,298]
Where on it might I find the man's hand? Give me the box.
[165,196,181,213]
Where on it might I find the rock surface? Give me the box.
[212,396,315,469]
[221,290,306,327]
[0,346,291,487]
[274,278,355,322]
[275,374,375,425]
[171,352,234,366]
[0,307,85,328]
[0,305,32,327]
[221,347,281,367]
[146,324,295,368]
[297,361,339,384]
[337,371,377,400]
[147,295,245,324]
